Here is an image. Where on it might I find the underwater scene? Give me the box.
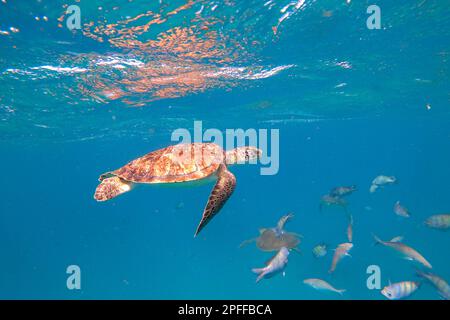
[0,0,449,300]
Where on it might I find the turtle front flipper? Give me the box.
[94,176,133,201]
[194,164,236,237]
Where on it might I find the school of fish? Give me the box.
[243,174,449,300]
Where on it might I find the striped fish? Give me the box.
[417,270,450,300]
[381,281,420,300]
[424,214,450,230]
[312,243,327,258]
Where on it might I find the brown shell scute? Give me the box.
[111,143,224,183]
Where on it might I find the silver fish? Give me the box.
[370,175,396,193]
[252,247,289,283]
[304,278,346,295]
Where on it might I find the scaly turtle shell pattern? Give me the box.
[256,229,301,252]
[107,143,224,184]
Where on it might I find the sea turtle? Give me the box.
[240,213,302,252]
[94,143,261,236]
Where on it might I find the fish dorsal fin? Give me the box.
[259,228,266,234]
[388,279,392,286]
[389,236,403,243]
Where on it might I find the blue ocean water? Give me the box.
[0,0,449,299]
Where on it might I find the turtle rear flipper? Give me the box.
[194,164,236,237]
[239,238,256,248]
[94,176,133,201]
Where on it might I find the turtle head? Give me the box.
[94,176,133,201]
[225,146,262,165]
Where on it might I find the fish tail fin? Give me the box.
[337,289,346,295]
[415,268,428,279]
[252,269,266,283]
[252,268,265,274]
[371,233,383,246]
[255,274,265,283]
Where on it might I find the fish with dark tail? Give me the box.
[372,234,432,269]
[416,270,450,300]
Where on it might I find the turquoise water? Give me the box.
[1,0,449,299]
